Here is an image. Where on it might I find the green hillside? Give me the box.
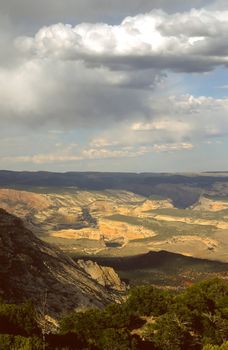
[0,278,227,350]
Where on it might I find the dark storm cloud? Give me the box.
[0,0,212,28]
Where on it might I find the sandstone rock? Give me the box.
[77,259,126,292]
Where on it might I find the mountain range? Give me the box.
[1,170,228,207]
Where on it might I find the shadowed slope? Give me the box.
[0,209,125,316]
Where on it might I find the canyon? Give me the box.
[0,186,227,263]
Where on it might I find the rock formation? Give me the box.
[0,209,126,317]
[77,259,126,291]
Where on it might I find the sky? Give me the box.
[0,0,228,172]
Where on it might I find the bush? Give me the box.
[97,328,138,350]
[203,342,228,350]
[0,300,40,336]
[125,285,172,317]
[0,334,42,350]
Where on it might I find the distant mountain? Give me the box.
[0,209,126,317]
[1,170,228,207]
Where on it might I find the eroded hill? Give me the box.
[0,187,228,262]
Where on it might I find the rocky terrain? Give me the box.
[0,187,172,242]
[0,209,126,317]
[77,260,125,291]
[78,250,228,287]
[0,171,228,263]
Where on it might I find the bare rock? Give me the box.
[77,259,126,292]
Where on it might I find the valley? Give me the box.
[0,171,227,289]
[0,182,228,264]
[0,170,227,349]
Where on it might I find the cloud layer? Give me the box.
[0,1,228,170]
[0,0,211,25]
[0,8,227,129]
[17,9,228,73]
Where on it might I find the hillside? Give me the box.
[77,250,228,286]
[0,209,126,317]
[0,187,228,262]
[0,278,227,349]
[1,170,228,207]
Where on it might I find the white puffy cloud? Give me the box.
[16,9,228,72]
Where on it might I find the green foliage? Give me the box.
[0,334,42,350]
[142,279,228,350]
[172,279,228,345]
[203,342,228,350]
[97,328,138,350]
[103,303,142,330]
[0,300,40,336]
[146,312,197,350]
[0,278,227,349]
[60,308,104,345]
[60,304,142,347]
[125,285,172,316]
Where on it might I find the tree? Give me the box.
[0,335,42,350]
[203,341,228,350]
[97,328,138,350]
[0,301,40,336]
[125,285,172,317]
[144,312,199,350]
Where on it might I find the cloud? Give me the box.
[2,141,194,165]
[16,9,228,73]
[90,94,228,148]
[0,58,162,127]
[132,120,192,134]
[218,84,228,89]
[0,7,227,130]
[0,0,211,28]
[133,94,228,140]
[153,143,193,152]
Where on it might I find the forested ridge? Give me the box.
[0,278,227,349]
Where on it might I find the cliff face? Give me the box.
[0,209,126,317]
[77,260,126,291]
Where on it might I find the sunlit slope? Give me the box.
[0,188,228,262]
[0,188,172,239]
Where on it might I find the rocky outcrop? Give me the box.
[77,260,126,292]
[0,209,126,317]
[192,196,228,212]
[151,214,228,229]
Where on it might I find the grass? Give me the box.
[106,214,216,241]
[43,236,102,248]
[145,208,228,221]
